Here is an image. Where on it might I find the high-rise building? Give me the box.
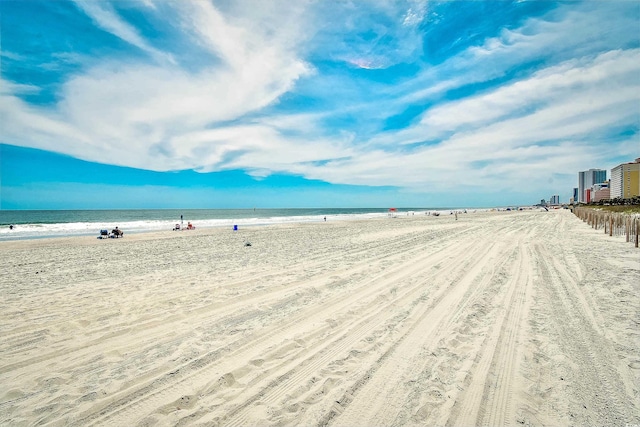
[550,195,560,205]
[610,158,640,199]
[578,169,607,203]
[572,188,579,204]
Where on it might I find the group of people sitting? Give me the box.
[99,220,198,238]
[98,227,123,239]
[173,222,195,231]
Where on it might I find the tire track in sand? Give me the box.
[533,242,632,426]
[446,239,530,426]
[322,227,522,426]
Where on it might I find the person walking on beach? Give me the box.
[181,214,183,226]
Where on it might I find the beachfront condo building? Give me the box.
[591,181,610,202]
[578,169,607,203]
[572,188,579,204]
[593,187,610,202]
[550,195,560,205]
[610,158,640,199]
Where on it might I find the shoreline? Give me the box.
[0,213,446,248]
[0,207,493,243]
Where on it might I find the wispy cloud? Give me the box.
[403,1,428,27]
[72,0,174,64]
[378,49,640,147]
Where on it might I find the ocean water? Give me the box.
[0,208,440,241]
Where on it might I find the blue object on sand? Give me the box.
[233,225,238,231]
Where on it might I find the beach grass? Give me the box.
[580,205,640,213]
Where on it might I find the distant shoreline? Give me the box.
[0,207,502,242]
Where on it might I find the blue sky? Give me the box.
[1,0,638,209]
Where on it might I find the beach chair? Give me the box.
[173,223,180,231]
[99,229,109,239]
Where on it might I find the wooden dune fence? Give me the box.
[573,207,639,248]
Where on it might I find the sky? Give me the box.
[0,0,638,209]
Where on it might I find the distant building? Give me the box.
[610,158,640,199]
[593,188,610,202]
[578,169,607,203]
[550,195,560,205]
[540,199,546,205]
[590,180,610,202]
[572,188,579,204]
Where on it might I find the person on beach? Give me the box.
[324,216,326,222]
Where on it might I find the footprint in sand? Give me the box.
[218,372,237,388]
[249,358,265,367]
[2,389,25,401]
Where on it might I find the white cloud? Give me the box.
[0,80,40,96]
[72,0,174,64]
[403,1,428,27]
[418,49,640,144]
[168,124,355,175]
[0,50,26,61]
[0,85,95,158]
[398,1,639,106]
[1,1,316,173]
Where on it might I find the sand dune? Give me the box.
[1,210,638,426]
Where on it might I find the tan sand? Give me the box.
[0,210,638,426]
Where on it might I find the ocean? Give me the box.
[0,208,442,241]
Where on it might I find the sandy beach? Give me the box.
[1,209,638,426]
